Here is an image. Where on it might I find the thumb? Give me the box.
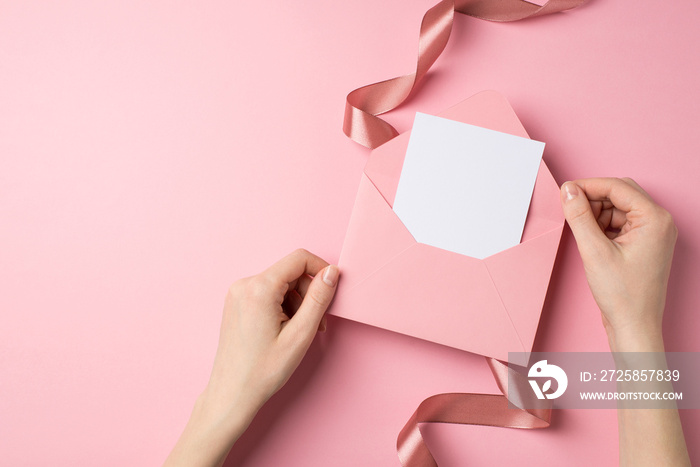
[560,182,609,258]
[284,265,339,344]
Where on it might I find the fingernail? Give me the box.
[562,182,578,202]
[319,316,327,332]
[322,265,339,287]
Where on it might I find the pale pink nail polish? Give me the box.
[563,182,578,202]
[322,265,339,287]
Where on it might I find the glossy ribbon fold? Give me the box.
[397,358,552,466]
[343,0,588,149]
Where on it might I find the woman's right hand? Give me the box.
[559,177,678,351]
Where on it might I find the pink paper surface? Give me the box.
[1,1,699,466]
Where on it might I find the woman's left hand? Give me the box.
[164,249,339,467]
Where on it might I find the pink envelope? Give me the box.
[329,91,564,362]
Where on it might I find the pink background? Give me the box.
[1,1,698,465]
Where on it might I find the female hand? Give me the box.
[164,249,339,467]
[561,179,689,466]
[560,177,677,351]
[206,248,339,414]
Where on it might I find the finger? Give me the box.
[282,289,303,318]
[561,182,613,258]
[596,206,612,231]
[592,199,615,211]
[596,205,629,230]
[620,177,651,198]
[295,274,313,299]
[572,178,655,213]
[281,265,339,348]
[262,249,329,287]
[590,200,604,220]
[318,315,328,333]
[609,207,629,230]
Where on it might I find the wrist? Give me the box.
[606,323,665,352]
[195,383,262,439]
[163,388,260,467]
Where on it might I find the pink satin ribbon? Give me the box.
[397,358,552,466]
[343,0,588,149]
[343,0,588,463]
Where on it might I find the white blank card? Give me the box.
[392,112,544,259]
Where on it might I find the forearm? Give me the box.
[608,327,690,467]
[163,389,259,467]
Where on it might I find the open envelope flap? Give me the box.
[337,173,417,292]
[484,225,564,353]
[521,161,565,242]
[332,171,526,359]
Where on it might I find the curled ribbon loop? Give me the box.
[344,0,588,463]
[343,0,588,149]
[397,358,552,467]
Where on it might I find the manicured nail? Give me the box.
[322,265,339,287]
[562,182,578,202]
